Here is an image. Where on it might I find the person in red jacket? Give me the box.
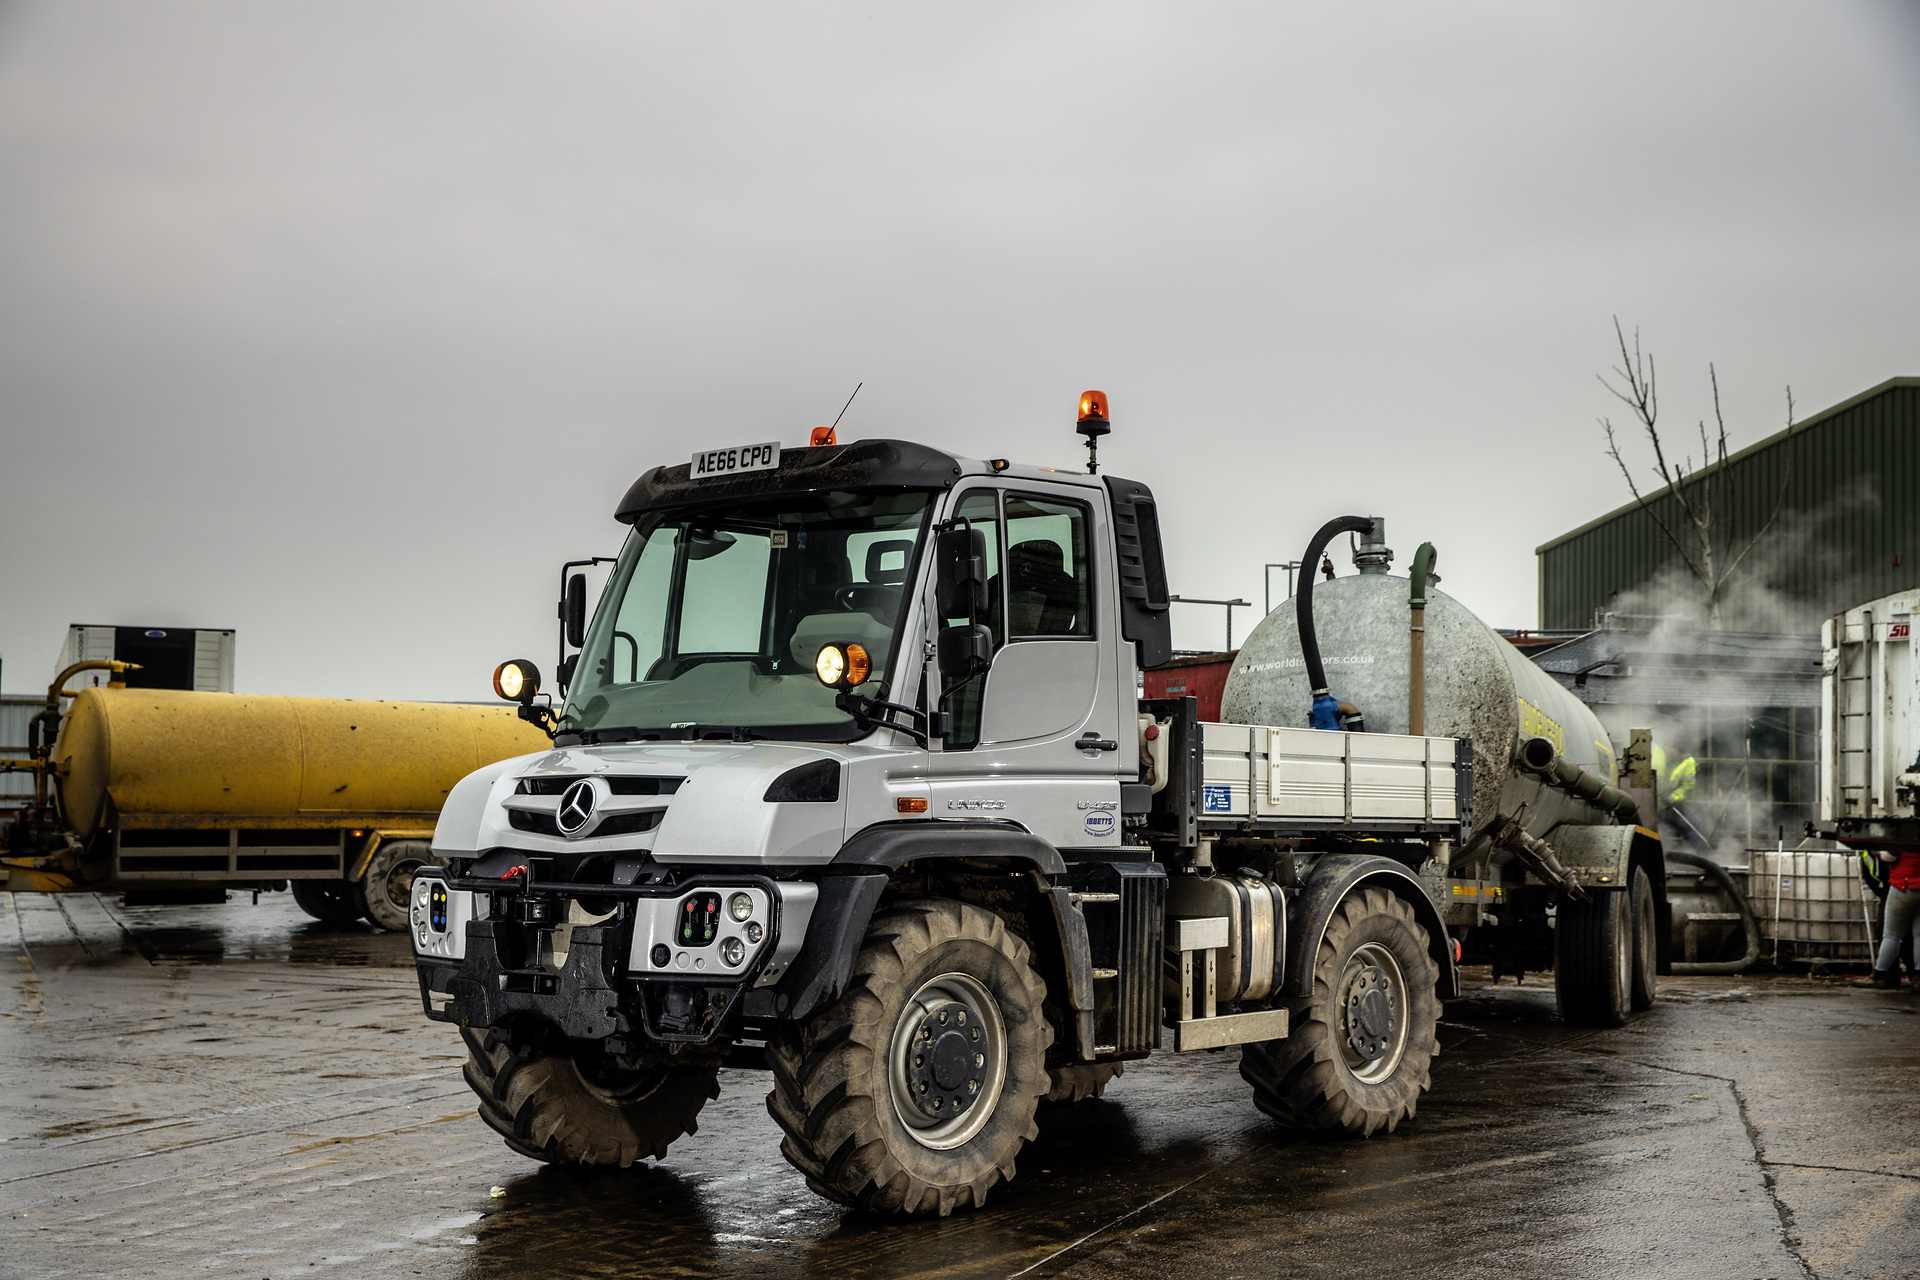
[1871,849,1920,988]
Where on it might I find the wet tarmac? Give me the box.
[2,890,1916,1280]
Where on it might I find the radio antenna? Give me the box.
[829,382,863,434]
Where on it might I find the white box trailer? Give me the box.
[1820,589,1919,827]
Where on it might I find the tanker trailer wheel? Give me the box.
[1556,888,1631,1026]
[1629,866,1657,1012]
[461,1027,720,1165]
[765,898,1052,1216]
[1240,887,1439,1137]
[354,840,440,932]
[290,880,364,923]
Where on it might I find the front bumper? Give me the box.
[411,869,809,1045]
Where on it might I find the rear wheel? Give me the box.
[766,898,1052,1216]
[461,1027,719,1165]
[1556,888,1631,1026]
[1629,866,1658,1012]
[355,840,438,932]
[291,879,363,923]
[1240,888,1440,1136]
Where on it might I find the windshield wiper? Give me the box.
[569,726,660,745]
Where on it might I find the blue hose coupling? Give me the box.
[1308,693,1341,731]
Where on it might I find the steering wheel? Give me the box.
[836,584,898,615]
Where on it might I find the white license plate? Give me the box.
[690,442,781,478]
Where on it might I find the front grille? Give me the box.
[506,808,664,839]
[508,809,561,836]
[594,811,663,837]
[610,777,682,796]
[515,776,683,796]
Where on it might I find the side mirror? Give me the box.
[564,573,587,649]
[937,624,994,681]
[935,527,988,619]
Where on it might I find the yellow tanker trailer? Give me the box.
[2,661,547,929]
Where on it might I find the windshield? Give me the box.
[561,489,934,740]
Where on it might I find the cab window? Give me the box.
[1000,494,1092,638]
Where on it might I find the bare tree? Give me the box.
[1598,317,1792,629]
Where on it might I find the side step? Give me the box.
[1166,915,1289,1051]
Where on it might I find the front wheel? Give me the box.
[291,879,363,923]
[355,840,438,932]
[462,1027,719,1165]
[766,899,1052,1216]
[1240,887,1440,1136]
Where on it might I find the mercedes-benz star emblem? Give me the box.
[556,780,597,836]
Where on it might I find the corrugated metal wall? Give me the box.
[1538,378,1920,630]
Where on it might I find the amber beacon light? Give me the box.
[1076,389,1110,474]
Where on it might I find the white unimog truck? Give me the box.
[409,399,1668,1216]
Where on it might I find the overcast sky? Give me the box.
[2,1,1916,701]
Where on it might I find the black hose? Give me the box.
[1666,849,1762,975]
[1295,515,1375,696]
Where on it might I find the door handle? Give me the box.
[1076,733,1119,752]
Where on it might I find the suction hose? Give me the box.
[1408,542,1436,736]
[1297,515,1376,730]
[1516,737,1644,826]
[1666,849,1762,975]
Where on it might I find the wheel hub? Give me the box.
[887,971,1008,1150]
[1345,966,1397,1062]
[906,1001,986,1119]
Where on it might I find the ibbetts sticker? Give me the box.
[1202,783,1232,813]
[1083,811,1116,839]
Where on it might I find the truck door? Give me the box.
[929,483,1126,849]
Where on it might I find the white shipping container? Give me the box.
[1819,591,1919,822]
[59,625,235,693]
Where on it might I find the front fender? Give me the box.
[1288,854,1457,1000]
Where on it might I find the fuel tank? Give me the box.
[54,687,548,837]
[1220,572,1618,855]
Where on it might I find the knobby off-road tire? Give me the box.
[290,880,363,923]
[355,840,439,932]
[461,1026,720,1166]
[1629,866,1658,1012]
[1240,888,1440,1137]
[1556,887,1631,1026]
[766,899,1053,1216]
[1044,1061,1124,1104]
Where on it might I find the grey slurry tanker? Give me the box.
[1224,518,1668,1019]
[405,409,1668,1217]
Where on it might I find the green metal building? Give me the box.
[1537,377,1920,632]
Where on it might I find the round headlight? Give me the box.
[845,643,870,686]
[719,937,745,967]
[493,659,541,704]
[814,644,847,687]
[728,892,754,922]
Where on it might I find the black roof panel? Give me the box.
[615,439,964,521]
